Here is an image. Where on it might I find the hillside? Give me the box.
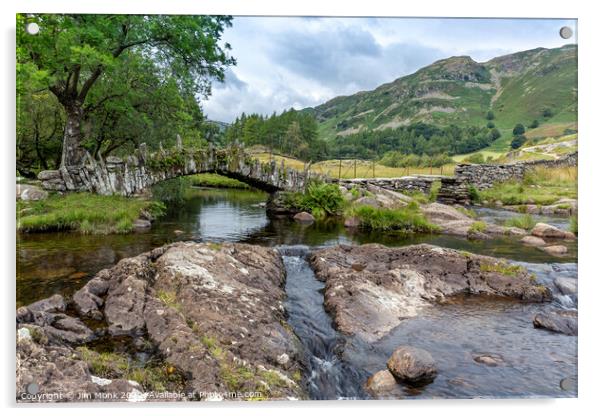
[308,44,577,149]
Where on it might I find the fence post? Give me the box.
[354,159,357,178]
[373,160,375,178]
[338,159,342,179]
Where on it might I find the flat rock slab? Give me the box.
[533,309,578,335]
[309,244,551,342]
[18,242,306,401]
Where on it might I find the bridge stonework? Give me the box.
[37,145,316,196]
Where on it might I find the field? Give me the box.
[250,151,456,178]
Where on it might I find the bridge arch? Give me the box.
[37,145,317,196]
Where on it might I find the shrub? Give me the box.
[511,134,527,149]
[296,182,345,218]
[486,111,495,120]
[152,177,193,206]
[468,185,481,203]
[487,121,495,129]
[429,180,442,202]
[348,204,439,234]
[462,153,485,164]
[490,128,501,141]
[529,119,540,129]
[504,214,536,230]
[512,123,526,136]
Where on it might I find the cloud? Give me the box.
[201,17,577,122]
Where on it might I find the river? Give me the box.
[16,187,578,399]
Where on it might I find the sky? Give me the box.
[201,17,577,123]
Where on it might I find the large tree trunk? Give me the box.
[61,103,86,167]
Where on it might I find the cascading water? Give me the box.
[279,245,368,399]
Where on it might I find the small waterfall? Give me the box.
[278,245,368,399]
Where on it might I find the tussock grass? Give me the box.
[17,193,165,234]
[347,203,439,234]
[504,214,536,230]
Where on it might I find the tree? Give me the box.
[512,123,526,136]
[542,108,554,118]
[486,110,495,120]
[17,14,235,167]
[487,121,495,129]
[511,134,527,149]
[490,128,501,141]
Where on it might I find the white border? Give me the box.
[2,1,601,415]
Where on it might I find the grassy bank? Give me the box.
[189,173,249,189]
[477,166,577,206]
[17,193,165,234]
[346,203,440,234]
[280,182,346,218]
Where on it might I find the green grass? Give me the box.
[77,346,185,392]
[570,215,578,235]
[479,261,526,277]
[17,193,165,234]
[347,203,440,234]
[189,173,249,189]
[504,214,536,230]
[478,166,577,206]
[469,221,487,233]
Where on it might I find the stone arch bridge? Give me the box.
[37,145,317,196]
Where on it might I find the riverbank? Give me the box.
[17,193,165,234]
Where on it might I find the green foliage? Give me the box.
[429,180,442,202]
[468,185,481,203]
[542,108,554,118]
[17,193,165,234]
[332,123,497,160]
[504,214,536,230]
[486,111,495,120]
[380,150,453,168]
[151,177,193,206]
[456,206,477,218]
[490,128,501,141]
[529,119,540,129]
[225,108,327,161]
[486,121,495,129]
[348,204,440,234]
[17,14,235,169]
[296,183,345,218]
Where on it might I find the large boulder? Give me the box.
[539,245,568,256]
[532,223,575,240]
[521,236,547,247]
[364,370,398,398]
[293,211,315,223]
[554,277,578,296]
[309,244,551,342]
[386,346,437,385]
[533,309,578,335]
[16,183,48,201]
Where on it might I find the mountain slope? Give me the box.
[308,45,577,144]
